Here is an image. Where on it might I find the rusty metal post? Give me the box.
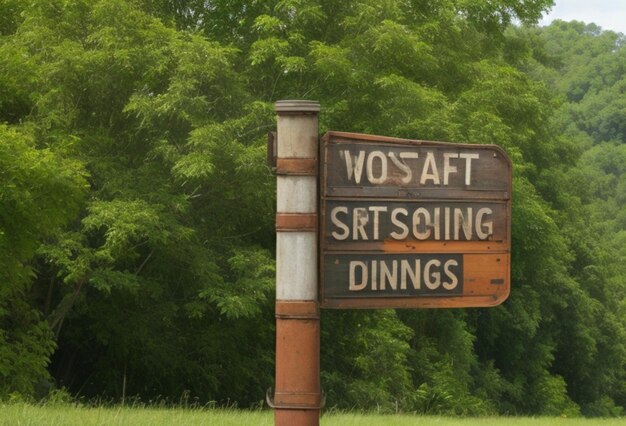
[270,100,321,426]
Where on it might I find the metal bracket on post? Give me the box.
[267,132,277,171]
[266,388,326,410]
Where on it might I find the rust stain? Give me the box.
[276,213,317,232]
[273,301,322,424]
[275,410,320,426]
[276,158,318,175]
[322,294,507,309]
[380,239,508,253]
[275,301,319,319]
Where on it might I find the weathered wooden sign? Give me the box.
[320,132,511,308]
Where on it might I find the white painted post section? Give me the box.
[273,100,321,426]
[276,117,318,301]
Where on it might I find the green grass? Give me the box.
[320,413,626,426]
[2,404,626,425]
[0,404,270,426]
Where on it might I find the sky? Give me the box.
[539,0,626,34]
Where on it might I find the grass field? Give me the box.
[2,404,626,425]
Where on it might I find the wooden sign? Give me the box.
[319,132,511,309]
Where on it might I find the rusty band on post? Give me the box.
[266,389,325,410]
[276,213,317,232]
[275,301,320,319]
[275,158,318,175]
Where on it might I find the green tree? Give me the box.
[0,124,86,398]
[1,0,275,402]
[518,20,626,415]
[9,0,626,417]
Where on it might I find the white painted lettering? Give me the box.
[454,208,473,240]
[352,207,369,240]
[349,261,367,291]
[341,150,366,183]
[388,152,412,184]
[412,208,431,240]
[371,260,377,290]
[330,206,350,240]
[459,152,479,185]
[401,259,421,290]
[366,151,387,184]
[442,259,459,290]
[368,206,387,240]
[420,152,440,185]
[380,260,398,290]
[390,208,409,240]
[444,207,451,240]
[424,259,441,289]
[475,207,493,240]
[443,153,459,185]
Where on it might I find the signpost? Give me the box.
[319,131,511,308]
[271,101,321,426]
[270,102,512,426]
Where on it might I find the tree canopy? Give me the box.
[1,0,626,417]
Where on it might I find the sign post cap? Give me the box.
[275,100,320,114]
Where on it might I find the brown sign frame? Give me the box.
[319,131,512,309]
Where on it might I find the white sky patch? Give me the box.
[539,0,626,34]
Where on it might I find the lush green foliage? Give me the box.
[0,123,86,397]
[1,0,626,418]
[517,20,626,416]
